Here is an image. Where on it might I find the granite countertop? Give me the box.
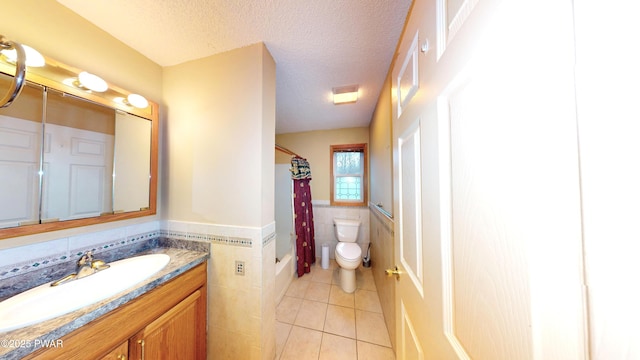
[0,240,209,360]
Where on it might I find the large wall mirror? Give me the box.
[0,47,158,240]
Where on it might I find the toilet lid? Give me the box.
[336,242,361,260]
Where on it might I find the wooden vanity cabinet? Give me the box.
[99,341,128,360]
[130,289,204,360]
[24,262,207,360]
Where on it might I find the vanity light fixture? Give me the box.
[78,71,108,92]
[332,85,359,105]
[127,93,149,109]
[0,44,45,67]
[114,94,149,109]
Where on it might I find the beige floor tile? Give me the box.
[355,289,383,313]
[294,299,328,331]
[305,281,331,302]
[314,257,338,270]
[275,321,292,359]
[329,284,355,308]
[331,267,341,284]
[310,267,334,284]
[357,341,396,360]
[280,265,394,360]
[324,304,356,338]
[356,268,377,291]
[334,267,376,290]
[277,296,302,324]
[280,326,323,360]
[319,333,358,360]
[285,277,310,298]
[356,310,391,347]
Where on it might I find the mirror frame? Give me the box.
[0,55,158,240]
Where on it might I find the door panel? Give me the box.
[393,0,586,359]
[398,121,423,296]
[397,31,420,117]
[42,123,113,221]
[69,165,105,217]
[0,85,43,228]
[401,301,425,360]
[0,117,40,227]
[437,0,480,59]
[443,68,533,360]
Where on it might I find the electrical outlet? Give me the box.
[235,261,245,276]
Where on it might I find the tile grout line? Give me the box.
[278,265,393,359]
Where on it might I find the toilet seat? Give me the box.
[336,242,361,261]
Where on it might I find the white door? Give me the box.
[392,0,586,358]
[0,116,41,228]
[42,123,113,221]
[574,1,640,358]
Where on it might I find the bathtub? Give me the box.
[275,252,295,304]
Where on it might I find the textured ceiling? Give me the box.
[57,0,412,134]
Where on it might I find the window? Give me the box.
[330,143,368,206]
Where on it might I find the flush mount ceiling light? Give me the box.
[332,85,359,105]
[0,44,45,67]
[78,71,108,92]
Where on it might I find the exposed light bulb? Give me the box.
[127,94,149,109]
[78,71,108,92]
[1,44,45,67]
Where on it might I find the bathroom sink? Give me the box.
[0,253,170,332]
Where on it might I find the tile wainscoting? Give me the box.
[369,203,396,351]
[312,200,370,263]
[0,220,278,276]
[157,220,277,359]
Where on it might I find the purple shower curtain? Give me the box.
[290,157,315,277]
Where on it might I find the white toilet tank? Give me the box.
[334,218,360,243]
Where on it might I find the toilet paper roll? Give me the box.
[321,244,329,269]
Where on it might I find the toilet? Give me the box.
[333,218,362,293]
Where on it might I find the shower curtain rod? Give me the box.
[275,144,303,158]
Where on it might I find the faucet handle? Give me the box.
[77,251,94,266]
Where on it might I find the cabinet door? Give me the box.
[99,341,128,360]
[131,289,205,360]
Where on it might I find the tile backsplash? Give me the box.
[0,202,363,282]
[0,221,160,281]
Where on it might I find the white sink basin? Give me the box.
[0,253,170,332]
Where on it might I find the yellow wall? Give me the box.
[2,0,162,101]
[276,127,369,201]
[163,43,275,227]
[259,45,276,226]
[162,43,276,359]
[369,73,393,215]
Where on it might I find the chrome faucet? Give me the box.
[50,251,110,287]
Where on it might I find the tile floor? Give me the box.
[276,259,395,360]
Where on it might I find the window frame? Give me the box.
[330,143,368,207]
